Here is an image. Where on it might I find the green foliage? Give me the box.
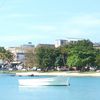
[25,39,100,71]
[24,49,35,68]
[95,50,100,68]
[5,50,14,61]
[35,46,56,71]
[0,47,13,61]
[66,40,96,70]
[55,55,64,67]
[67,54,82,67]
[57,46,68,66]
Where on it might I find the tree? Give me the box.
[66,40,96,71]
[24,48,35,68]
[0,47,13,61]
[95,49,100,69]
[67,54,82,68]
[35,46,55,71]
[55,55,64,67]
[57,46,68,66]
[4,50,14,61]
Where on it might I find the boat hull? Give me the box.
[19,76,69,86]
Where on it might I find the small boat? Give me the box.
[18,76,70,86]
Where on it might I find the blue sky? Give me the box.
[0,0,100,47]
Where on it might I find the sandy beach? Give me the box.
[16,71,100,77]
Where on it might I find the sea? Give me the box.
[0,74,100,100]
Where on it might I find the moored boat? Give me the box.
[18,76,70,86]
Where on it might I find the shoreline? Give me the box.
[16,72,100,77]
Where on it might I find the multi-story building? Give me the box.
[93,43,100,49]
[7,47,23,61]
[55,39,68,48]
[55,38,83,48]
[36,44,55,48]
[7,42,35,62]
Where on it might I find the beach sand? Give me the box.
[16,71,100,77]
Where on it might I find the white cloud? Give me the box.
[31,25,57,32]
[68,15,100,28]
[0,13,37,19]
[0,33,52,47]
[0,35,31,41]
[7,13,37,18]
[56,14,100,38]
[0,32,51,42]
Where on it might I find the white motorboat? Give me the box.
[18,76,70,86]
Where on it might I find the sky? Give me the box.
[0,0,100,47]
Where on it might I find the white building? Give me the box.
[55,38,83,48]
[55,39,69,48]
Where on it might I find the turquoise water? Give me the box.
[0,74,100,100]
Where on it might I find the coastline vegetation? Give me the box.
[0,40,100,73]
[0,47,13,62]
[25,40,100,72]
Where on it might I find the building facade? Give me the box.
[55,39,69,48]
[93,43,100,49]
[7,43,35,62]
